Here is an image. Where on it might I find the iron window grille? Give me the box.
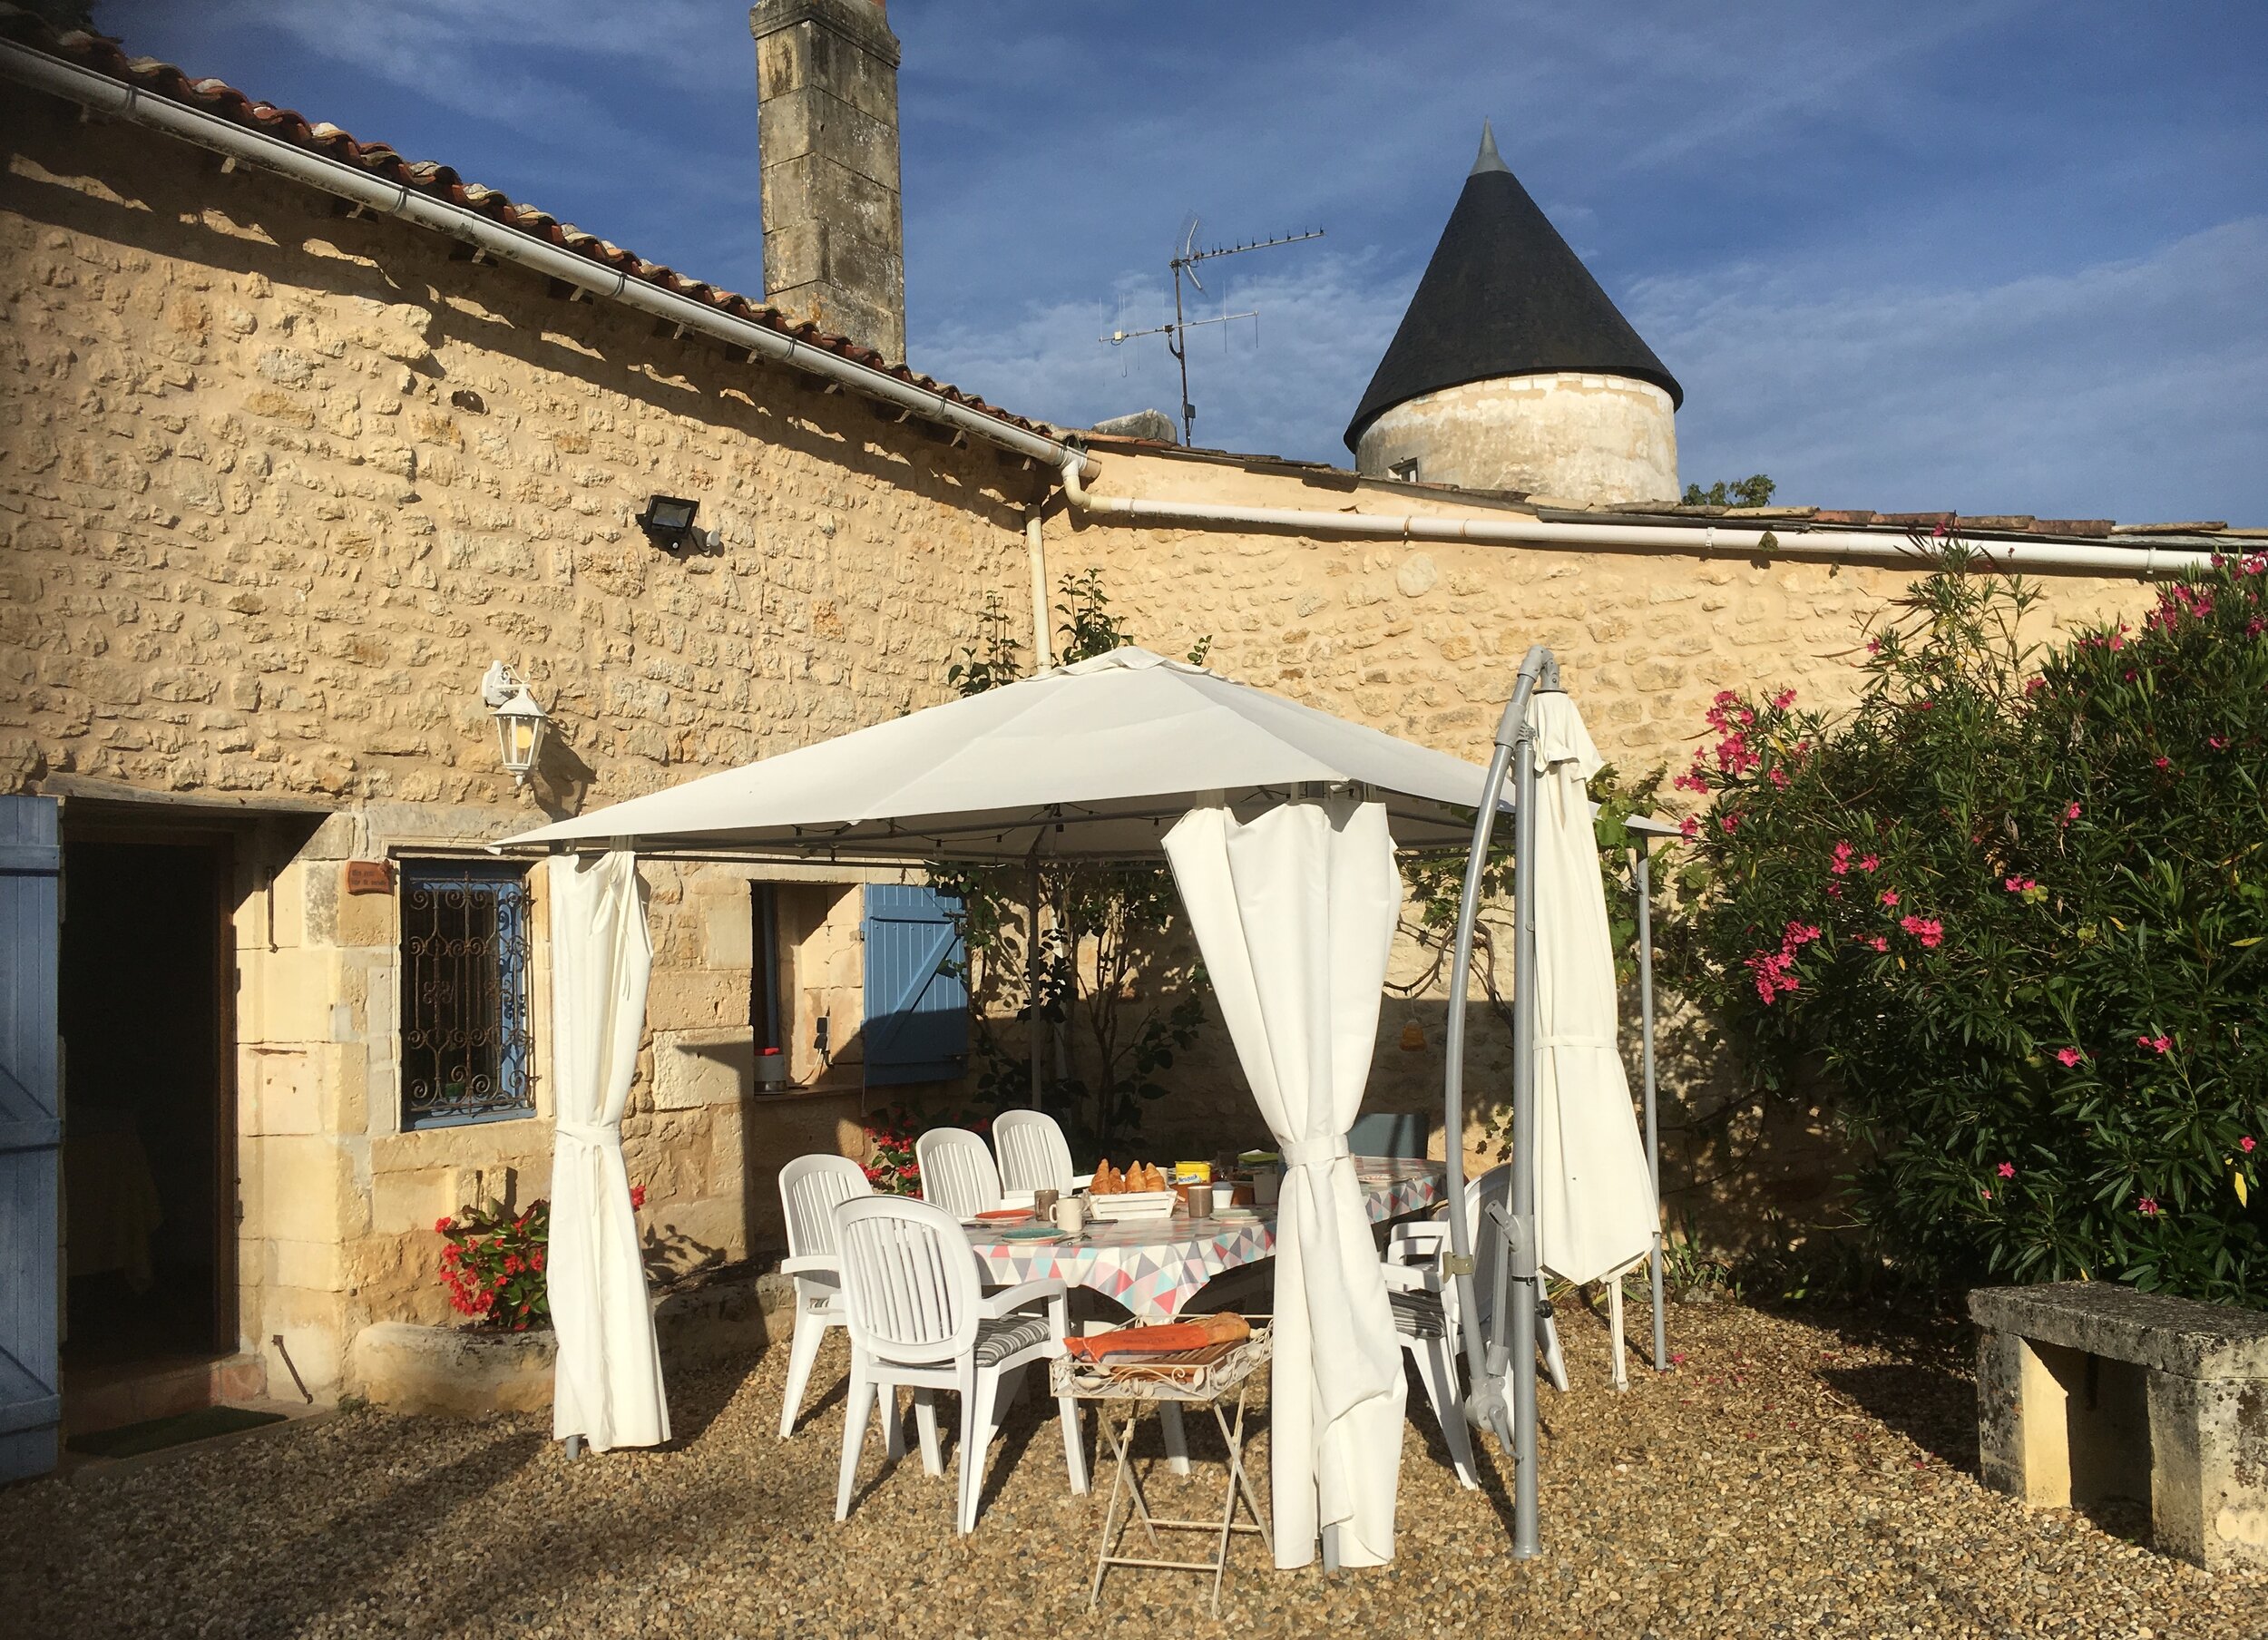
[399,860,534,1129]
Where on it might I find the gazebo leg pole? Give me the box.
[1637,842,1668,1373]
[1029,850,1044,1109]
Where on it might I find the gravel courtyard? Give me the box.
[6,1299,2260,1639]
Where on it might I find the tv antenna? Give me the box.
[1102,215,1324,446]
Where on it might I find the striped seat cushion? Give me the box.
[1389,1288,1447,1339]
[973,1313,1053,1366]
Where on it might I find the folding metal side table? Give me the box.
[1052,1327,1274,1616]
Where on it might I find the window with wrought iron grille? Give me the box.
[398,860,534,1129]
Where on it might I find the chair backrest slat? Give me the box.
[915,1127,1002,1218]
[779,1153,872,1260]
[834,1195,981,1362]
[991,1108,1076,1196]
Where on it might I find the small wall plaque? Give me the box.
[345,860,394,895]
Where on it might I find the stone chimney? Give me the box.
[750,0,905,364]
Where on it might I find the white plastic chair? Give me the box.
[831,1193,1089,1534]
[1380,1252,1481,1489]
[916,1126,1003,1218]
[777,1153,874,1437]
[1390,1162,1573,1398]
[990,1108,1092,1197]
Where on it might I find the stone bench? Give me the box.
[1970,1283,2268,1570]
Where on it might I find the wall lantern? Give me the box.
[637,493,700,552]
[479,661,550,789]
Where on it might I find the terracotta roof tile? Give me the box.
[0,7,1054,441]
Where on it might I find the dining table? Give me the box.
[967,1156,1446,1323]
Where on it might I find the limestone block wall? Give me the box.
[0,104,1037,1396]
[1048,445,2165,1240]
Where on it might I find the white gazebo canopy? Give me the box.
[503,647,1558,860]
[498,642,1672,1567]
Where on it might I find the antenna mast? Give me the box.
[1103,219,1324,446]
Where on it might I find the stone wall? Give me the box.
[0,102,1032,1398]
[1044,444,2165,1242]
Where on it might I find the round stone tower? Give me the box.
[1346,123,1681,505]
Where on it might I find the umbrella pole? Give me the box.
[1637,841,1668,1372]
[1505,678,1545,1561]
[1442,649,1549,1461]
[1028,850,1044,1109]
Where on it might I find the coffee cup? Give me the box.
[1033,1187,1060,1220]
[1053,1196,1085,1235]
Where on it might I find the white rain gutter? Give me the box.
[1058,455,2217,578]
[0,39,1097,482]
[1023,508,1055,669]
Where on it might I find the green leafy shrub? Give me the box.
[1672,546,2268,1304]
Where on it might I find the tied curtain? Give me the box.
[1163,796,1406,1569]
[1528,694,1658,1286]
[546,851,670,1451]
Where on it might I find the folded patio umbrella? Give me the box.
[1527,695,1658,1286]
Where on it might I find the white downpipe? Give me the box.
[0,40,1096,483]
[1059,457,2214,578]
[1024,508,1054,669]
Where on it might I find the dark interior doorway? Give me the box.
[58,834,234,1368]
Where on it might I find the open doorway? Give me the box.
[58,833,235,1370]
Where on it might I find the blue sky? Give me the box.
[100,1,2268,522]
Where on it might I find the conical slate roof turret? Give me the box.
[1344,122,1681,452]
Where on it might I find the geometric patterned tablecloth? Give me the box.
[969,1157,1444,1323]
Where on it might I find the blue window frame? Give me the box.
[398,860,534,1129]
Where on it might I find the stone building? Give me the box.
[0,4,2246,1468]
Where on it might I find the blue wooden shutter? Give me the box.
[861,885,969,1087]
[0,796,62,1482]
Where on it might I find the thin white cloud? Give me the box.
[1640,216,2268,518]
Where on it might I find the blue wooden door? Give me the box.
[861,885,970,1087]
[0,796,61,1482]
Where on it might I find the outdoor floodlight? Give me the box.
[480,661,550,788]
[637,493,700,552]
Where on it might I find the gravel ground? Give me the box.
[6,1299,2262,1639]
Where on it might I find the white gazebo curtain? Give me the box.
[1163,796,1407,1569]
[546,851,670,1452]
[1528,695,1657,1286]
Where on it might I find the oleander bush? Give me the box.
[1671,545,2268,1305]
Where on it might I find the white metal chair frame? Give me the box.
[776,1152,873,1438]
[831,1193,1090,1534]
[915,1125,1004,1219]
[989,1108,1093,1198]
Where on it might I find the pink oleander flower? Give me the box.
[2243,1137,2258,1154]
[2208,737,2228,750]
[2137,1196,2161,1217]
[1862,935,1888,952]
[1768,766,1790,788]
[2003,875,2038,893]
[1980,1187,1992,1201]
[2154,756,2172,771]
[2137,1034,2172,1055]
[1901,915,1944,949]
[1997,1162,2016,1179]
[1857,854,1880,873]
[1880,889,1901,907]
[1771,688,1796,710]
[1679,815,1700,838]
[1830,841,1854,875]
[2055,1047,2084,1068]
[2062,801,2082,825]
